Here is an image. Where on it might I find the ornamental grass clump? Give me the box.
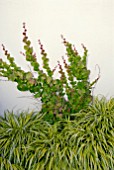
[62,96,114,169]
[0,111,50,169]
[0,23,99,123]
[0,97,114,169]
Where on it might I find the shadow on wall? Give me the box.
[0,82,42,116]
[0,103,4,116]
[0,98,42,116]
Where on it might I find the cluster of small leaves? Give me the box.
[0,23,99,123]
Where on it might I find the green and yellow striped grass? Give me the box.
[0,97,114,169]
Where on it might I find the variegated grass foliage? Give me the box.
[0,97,114,169]
[64,96,114,170]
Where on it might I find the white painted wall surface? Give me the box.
[0,0,114,115]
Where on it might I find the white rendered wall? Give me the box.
[0,0,114,115]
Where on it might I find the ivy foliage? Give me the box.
[0,23,99,123]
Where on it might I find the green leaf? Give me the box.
[25,72,33,80]
[17,84,28,91]
[46,77,52,84]
[34,93,41,98]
